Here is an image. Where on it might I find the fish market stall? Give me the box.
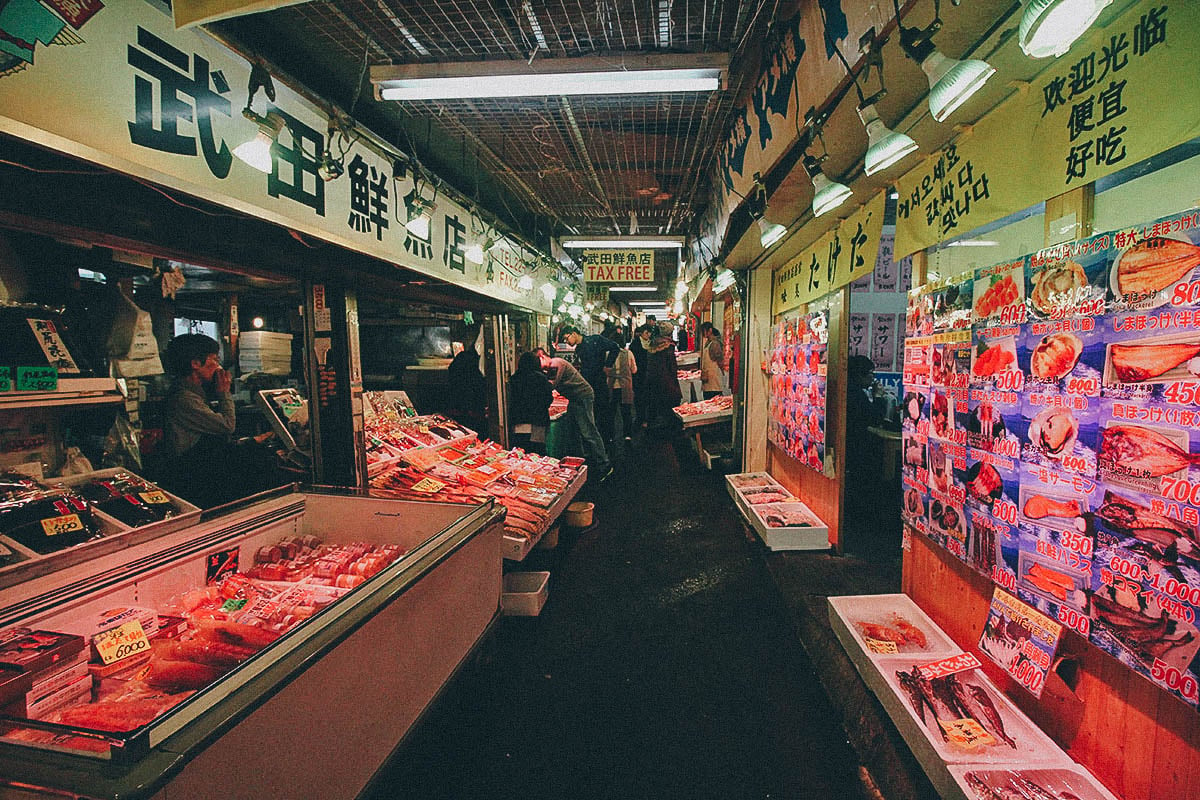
[674,395,734,470]
[369,438,587,562]
[0,486,504,799]
[725,472,829,551]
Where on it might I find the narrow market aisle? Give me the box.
[363,434,864,800]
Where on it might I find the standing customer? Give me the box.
[538,349,612,480]
[446,347,488,433]
[562,326,620,445]
[699,322,726,399]
[608,332,637,441]
[630,325,651,428]
[643,324,682,429]
[508,351,552,454]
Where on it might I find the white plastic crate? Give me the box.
[501,571,549,616]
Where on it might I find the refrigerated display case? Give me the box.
[0,485,505,799]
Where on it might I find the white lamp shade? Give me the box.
[922,50,996,122]
[405,214,431,239]
[757,217,787,249]
[811,173,853,217]
[464,243,485,264]
[859,104,919,176]
[233,131,274,173]
[1019,0,1112,58]
[518,275,534,291]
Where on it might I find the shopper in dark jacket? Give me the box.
[446,348,488,433]
[644,326,682,429]
[563,325,620,445]
[508,351,553,454]
[630,325,651,427]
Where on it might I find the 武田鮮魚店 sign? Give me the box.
[893,0,1200,259]
[581,250,654,283]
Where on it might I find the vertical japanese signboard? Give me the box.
[894,0,1200,259]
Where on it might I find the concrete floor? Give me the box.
[362,430,867,800]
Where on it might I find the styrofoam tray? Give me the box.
[501,571,549,616]
[828,593,961,659]
[725,472,784,490]
[875,658,1068,766]
[947,765,1120,800]
[56,467,201,538]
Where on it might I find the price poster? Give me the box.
[903,206,1200,710]
[766,308,828,473]
[978,588,1063,698]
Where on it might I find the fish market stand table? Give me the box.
[0,487,505,800]
[673,397,734,470]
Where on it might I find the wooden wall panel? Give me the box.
[769,442,841,548]
[902,533,1200,800]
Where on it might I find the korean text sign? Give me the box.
[894,0,1200,259]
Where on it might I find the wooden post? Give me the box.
[741,263,773,472]
[303,280,366,488]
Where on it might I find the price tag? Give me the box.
[0,367,10,392]
[93,620,150,665]
[16,366,57,392]
[221,598,247,612]
[205,547,240,585]
[411,477,446,494]
[864,638,899,655]
[939,718,996,750]
[139,491,171,505]
[918,652,982,680]
[41,514,84,537]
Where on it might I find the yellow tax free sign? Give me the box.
[581,250,655,283]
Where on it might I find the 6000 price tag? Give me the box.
[93,620,150,665]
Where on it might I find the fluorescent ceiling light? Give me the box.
[559,236,686,249]
[712,269,736,292]
[1019,0,1111,58]
[922,51,996,122]
[374,55,727,101]
[628,300,667,305]
[945,240,999,247]
[522,0,548,50]
[607,286,658,292]
[859,104,919,176]
[379,71,719,100]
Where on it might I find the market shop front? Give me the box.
[717,0,1200,796]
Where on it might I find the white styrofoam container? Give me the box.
[947,765,1121,800]
[501,571,549,616]
[731,491,828,551]
[239,331,293,347]
[874,656,1068,767]
[828,593,961,660]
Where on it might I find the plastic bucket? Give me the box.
[564,501,594,528]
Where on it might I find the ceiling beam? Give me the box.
[560,97,621,234]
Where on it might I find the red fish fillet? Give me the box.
[1111,342,1200,382]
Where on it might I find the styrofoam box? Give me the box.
[874,656,1068,767]
[828,593,961,660]
[947,765,1120,800]
[501,571,549,616]
[239,331,293,347]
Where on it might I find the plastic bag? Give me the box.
[103,416,143,473]
[60,447,94,476]
[111,290,163,377]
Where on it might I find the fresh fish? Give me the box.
[948,675,1017,748]
[1111,341,1200,382]
[896,668,933,729]
[1096,490,1196,550]
[1100,424,1200,477]
[963,772,1007,800]
[1117,236,1200,297]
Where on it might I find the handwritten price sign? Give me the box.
[918,652,983,680]
[16,366,57,392]
[93,620,150,665]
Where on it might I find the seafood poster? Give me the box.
[766,309,828,472]
[978,588,1063,698]
[902,207,1200,709]
[1015,461,1096,629]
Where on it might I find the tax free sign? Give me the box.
[581,250,655,283]
[0,0,552,313]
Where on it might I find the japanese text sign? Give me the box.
[93,620,150,665]
[917,652,983,681]
[895,0,1200,259]
[979,588,1062,698]
[772,192,886,315]
[581,250,654,283]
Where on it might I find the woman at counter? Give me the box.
[508,351,553,454]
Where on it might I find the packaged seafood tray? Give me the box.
[947,764,1121,800]
[828,594,961,662]
[724,472,785,502]
[875,657,1069,769]
[56,468,201,540]
[732,493,828,551]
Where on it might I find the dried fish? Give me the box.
[1100,424,1200,477]
[1111,341,1200,382]
[1117,236,1200,297]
